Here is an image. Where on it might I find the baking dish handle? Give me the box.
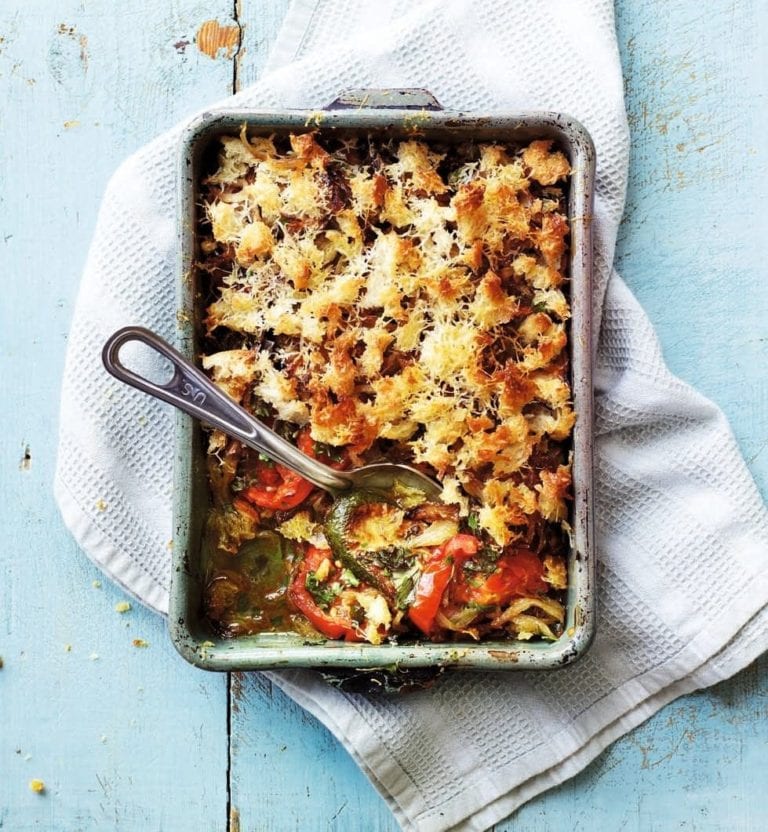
[326,88,443,111]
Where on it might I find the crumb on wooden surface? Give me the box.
[114,601,131,613]
[29,779,45,794]
[132,639,149,648]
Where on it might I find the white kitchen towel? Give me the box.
[54,1,768,830]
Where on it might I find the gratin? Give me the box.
[197,129,574,645]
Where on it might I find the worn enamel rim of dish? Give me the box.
[169,89,596,672]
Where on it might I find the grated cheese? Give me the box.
[201,132,574,549]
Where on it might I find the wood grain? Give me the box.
[0,1,237,828]
[230,673,398,831]
[615,0,768,489]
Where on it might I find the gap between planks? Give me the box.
[228,5,242,829]
[233,0,245,93]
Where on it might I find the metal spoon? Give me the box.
[102,326,441,500]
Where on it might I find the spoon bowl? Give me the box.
[102,326,442,501]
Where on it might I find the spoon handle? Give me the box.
[102,326,352,495]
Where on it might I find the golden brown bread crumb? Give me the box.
[201,132,573,548]
[199,132,574,641]
[522,139,570,185]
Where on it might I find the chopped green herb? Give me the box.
[531,301,549,313]
[393,564,421,610]
[305,572,338,608]
[275,421,299,441]
[314,440,346,462]
[340,568,360,587]
[375,545,413,571]
[467,513,480,532]
[479,545,502,562]
[464,546,501,575]
[253,400,272,418]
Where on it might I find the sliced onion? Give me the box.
[405,520,459,549]
[491,596,565,629]
[435,610,480,641]
[509,614,557,641]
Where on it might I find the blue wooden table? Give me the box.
[1,2,766,829]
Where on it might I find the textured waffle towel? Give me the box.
[55,1,768,829]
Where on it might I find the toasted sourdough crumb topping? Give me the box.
[200,131,573,549]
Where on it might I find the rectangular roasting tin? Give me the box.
[170,89,596,674]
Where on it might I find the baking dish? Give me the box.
[170,89,595,673]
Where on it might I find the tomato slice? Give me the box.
[453,548,547,607]
[287,546,362,642]
[301,432,350,470]
[254,460,282,487]
[408,534,479,635]
[242,428,335,512]
[242,473,314,512]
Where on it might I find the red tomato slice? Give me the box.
[453,549,547,607]
[242,428,335,512]
[287,546,362,642]
[408,534,480,635]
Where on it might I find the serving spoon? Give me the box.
[102,326,441,500]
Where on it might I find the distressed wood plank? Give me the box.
[226,2,397,828]
[512,1,768,827]
[222,2,392,828]
[228,1,768,831]
[614,0,768,489]
[0,0,242,828]
[236,0,293,90]
[224,3,400,828]
[230,674,398,831]
[509,657,768,831]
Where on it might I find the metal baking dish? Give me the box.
[170,89,595,673]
